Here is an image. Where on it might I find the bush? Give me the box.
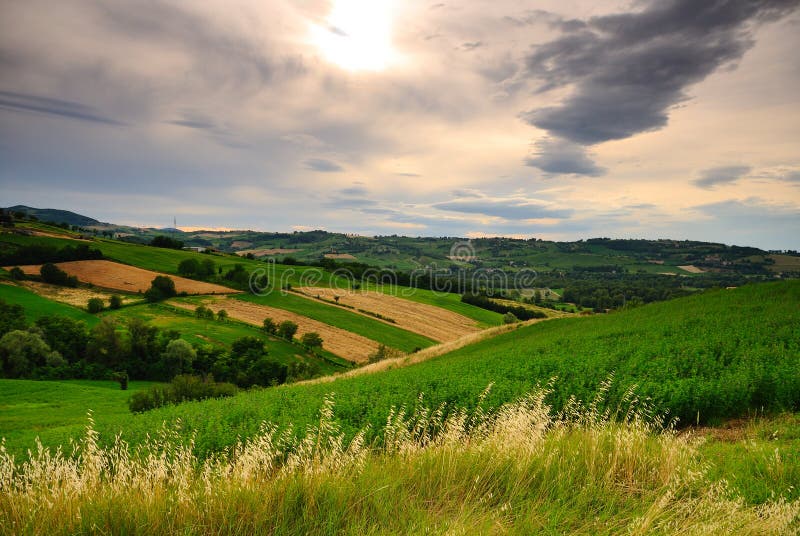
[461,293,546,320]
[503,312,519,324]
[195,305,215,320]
[109,295,123,309]
[87,298,105,313]
[9,266,25,280]
[129,374,237,413]
[40,263,78,287]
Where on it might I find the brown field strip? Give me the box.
[18,281,143,308]
[295,287,482,342]
[169,297,379,363]
[10,260,238,295]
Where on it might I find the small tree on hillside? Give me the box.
[144,275,177,302]
[262,317,277,335]
[277,320,298,341]
[300,332,323,350]
[217,309,228,321]
[87,298,105,313]
[109,295,123,309]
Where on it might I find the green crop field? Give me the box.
[0,379,159,452]
[235,292,437,352]
[4,280,795,462]
[0,284,99,326]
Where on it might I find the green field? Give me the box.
[235,292,437,352]
[0,379,158,451]
[0,284,99,326]
[3,280,794,461]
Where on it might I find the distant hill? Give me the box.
[4,205,100,227]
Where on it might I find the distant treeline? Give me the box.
[0,243,103,265]
[460,293,547,320]
[0,299,317,388]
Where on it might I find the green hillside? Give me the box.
[5,280,794,459]
[0,284,99,326]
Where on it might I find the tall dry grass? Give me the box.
[1,387,797,535]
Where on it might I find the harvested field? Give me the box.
[19,281,140,309]
[169,297,379,363]
[10,260,238,295]
[678,264,705,274]
[324,253,357,260]
[295,287,481,342]
[237,248,301,256]
[230,241,252,249]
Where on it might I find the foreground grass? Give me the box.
[1,391,797,535]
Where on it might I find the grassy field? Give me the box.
[235,292,437,353]
[2,391,797,534]
[3,280,795,461]
[0,379,158,453]
[0,283,99,326]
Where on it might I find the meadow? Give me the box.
[0,283,99,326]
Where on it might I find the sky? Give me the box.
[1,0,799,249]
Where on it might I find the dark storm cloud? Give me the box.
[522,0,800,145]
[0,90,123,126]
[433,198,573,220]
[524,138,606,176]
[692,165,752,189]
[304,158,344,173]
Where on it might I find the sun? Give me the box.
[311,0,396,71]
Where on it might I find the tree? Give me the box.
[161,339,196,379]
[195,305,214,320]
[40,263,78,287]
[87,297,105,313]
[86,318,128,372]
[35,315,88,364]
[9,266,25,280]
[150,235,184,249]
[300,332,323,349]
[277,321,298,341]
[145,275,177,302]
[0,329,65,378]
[217,309,228,321]
[0,299,26,338]
[178,258,200,276]
[262,317,277,335]
[109,295,123,309]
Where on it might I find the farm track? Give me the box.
[10,260,238,295]
[295,287,482,342]
[169,297,379,363]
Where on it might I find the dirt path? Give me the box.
[295,287,481,342]
[10,260,238,295]
[169,297,379,363]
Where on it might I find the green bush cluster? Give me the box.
[128,374,237,413]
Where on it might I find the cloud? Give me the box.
[433,197,573,220]
[524,138,606,176]
[461,41,484,51]
[304,158,344,173]
[522,0,800,145]
[692,165,751,189]
[338,185,369,196]
[783,170,800,182]
[0,90,123,125]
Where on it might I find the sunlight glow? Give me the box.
[311,0,396,71]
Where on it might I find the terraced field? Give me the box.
[295,286,482,342]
